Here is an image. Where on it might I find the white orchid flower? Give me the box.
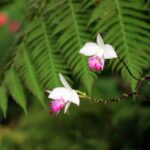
[79,34,117,71]
[46,73,80,114]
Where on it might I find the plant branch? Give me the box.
[77,91,137,104]
[77,54,150,104]
[77,75,150,104]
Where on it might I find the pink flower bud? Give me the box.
[9,21,20,32]
[0,13,7,26]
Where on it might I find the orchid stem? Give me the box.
[77,75,150,104]
[83,92,138,104]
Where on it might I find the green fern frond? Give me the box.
[90,0,150,90]
[4,69,27,115]
[0,0,149,116]
[24,18,70,89]
[0,85,8,118]
[45,0,96,94]
[15,44,46,109]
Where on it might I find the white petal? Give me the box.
[79,42,100,56]
[45,90,51,98]
[45,90,51,94]
[101,57,105,70]
[103,44,117,59]
[64,102,71,113]
[48,87,71,102]
[97,49,104,58]
[96,34,104,47]
[69,90,80,106]
[59,73,71,90]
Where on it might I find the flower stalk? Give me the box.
[76,75,150,104]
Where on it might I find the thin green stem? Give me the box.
[84,92,137,104]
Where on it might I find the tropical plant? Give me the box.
[0,0,149,117]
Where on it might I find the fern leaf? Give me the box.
[4,69,27,115]
[90,0,150,90]
[24,18,71,89]
[15,44,46,109]
[46,0,96,94]
[0,85,7,118]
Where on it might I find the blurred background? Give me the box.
[0,0,150,150]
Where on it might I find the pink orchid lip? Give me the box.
[49,97,65,114]
[88,56,104,71]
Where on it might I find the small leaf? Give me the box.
[0,85,8,118]
[5,69,28,115]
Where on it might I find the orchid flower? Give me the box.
[46,73,80,114]
[79,34,117,71]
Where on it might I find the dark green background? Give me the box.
[0,0,150,150]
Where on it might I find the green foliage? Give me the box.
[45,0,96,93]
[0,0,149,116]
[4,69,27,115]
[0,74,150,150]
[15,44,46,108]
[90,0,150,90]
[0,81,150,150]
[0,85,7,118]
